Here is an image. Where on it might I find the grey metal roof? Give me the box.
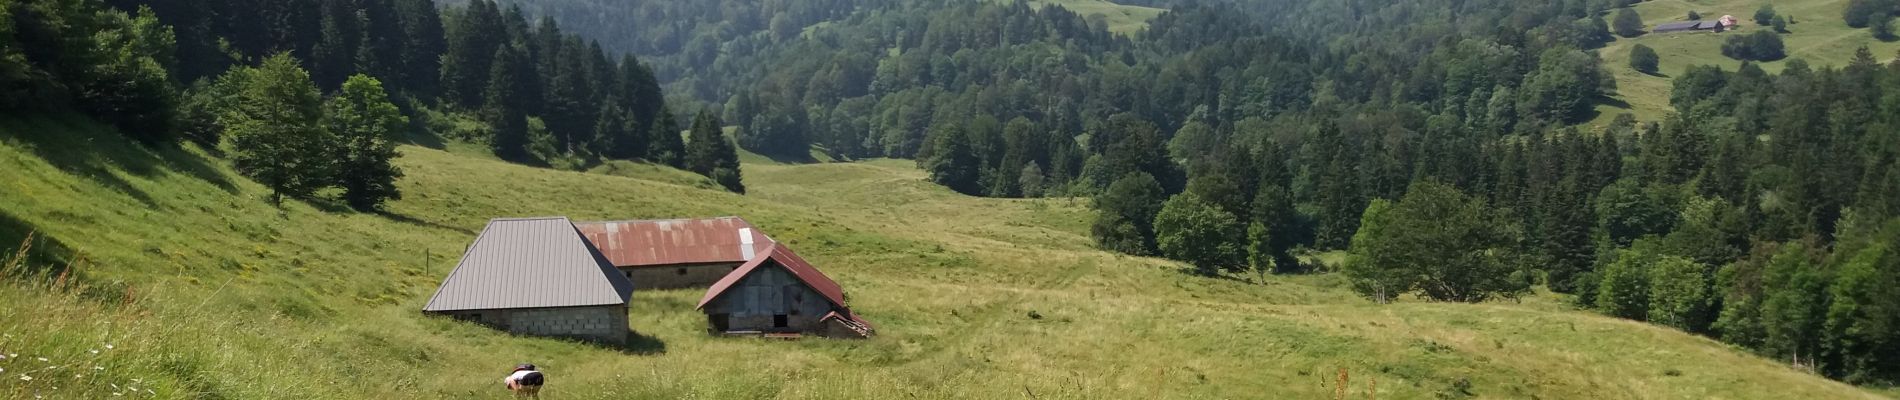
[423,217,635,312]
[1654,21,1702,32]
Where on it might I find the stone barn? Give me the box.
[695,243,873,338]
[423,217,634,344]
[574,217,774,289]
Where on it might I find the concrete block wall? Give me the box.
[448,306,627,343]
[506,305,628,343]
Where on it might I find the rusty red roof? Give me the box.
[696,243,847,310]
[574,217,774,268]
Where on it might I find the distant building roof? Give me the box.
[423,217,634,312]
[574,217,775,268]
[1654,21,1702,31]
[696,243,846,310]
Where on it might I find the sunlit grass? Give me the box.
[0,113,1891,398]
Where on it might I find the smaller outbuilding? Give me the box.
[423,217,634,344]
[695,243,873,338]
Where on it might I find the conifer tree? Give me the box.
[483,45,531,162]
[649,108,686,168]
[441,0,505,108]
[394,0,444,97]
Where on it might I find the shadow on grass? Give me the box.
[0,114,240,207]
[758,149,819,165]
[378,211,476,235]
[0,210,74,278]
[611,330,668,355]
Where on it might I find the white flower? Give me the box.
[93,366,104,371]
[104,345,113,350]
[19,374,30,381]
[74,374,82,379]
[35,357,47,362]
[0,354,7,360]
[89,349,99,355]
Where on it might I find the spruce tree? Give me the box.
[686,110,745,193]
[649,108,686,168]
[310,0,358,91]
[393,0,444,96]
[483,45,531,162]
[327,74,407,211]
[686,110,725,176]
[440,0,505,108]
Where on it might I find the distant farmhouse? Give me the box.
[422,217,635,344]
[1655,15,1739,33]
[697,243,874,338]
[574,217,772,289]
[424,216,873,342]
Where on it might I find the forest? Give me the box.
[4,0,1900,388]
[473,0,1900,384]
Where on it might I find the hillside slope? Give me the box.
[1592,0,1900,126]
[0,116,1889,399]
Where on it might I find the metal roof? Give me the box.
[696,243,847,310]
[423,217,635,312]
[1654,21,1704,32]
[573,217,775,268]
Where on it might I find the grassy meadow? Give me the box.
[1589,0,1900,127]
[0,112,1894,399]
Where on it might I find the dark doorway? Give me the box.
[709,313,730,332]
[773,314,789,328]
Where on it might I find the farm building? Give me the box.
[423,217,634,344]
[696,243,874,338]
[1654,16,1738,33]
[575,217,774,289]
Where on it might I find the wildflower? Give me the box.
[104,345,113,350]
[35,357,47,362]
[93,366,103,371]
[19,374,30,381]
[89,349,99,355]
[74,374,82,379]
[0,354,7,360]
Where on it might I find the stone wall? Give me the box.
[621,262,741,289]
[445,305,628,344]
